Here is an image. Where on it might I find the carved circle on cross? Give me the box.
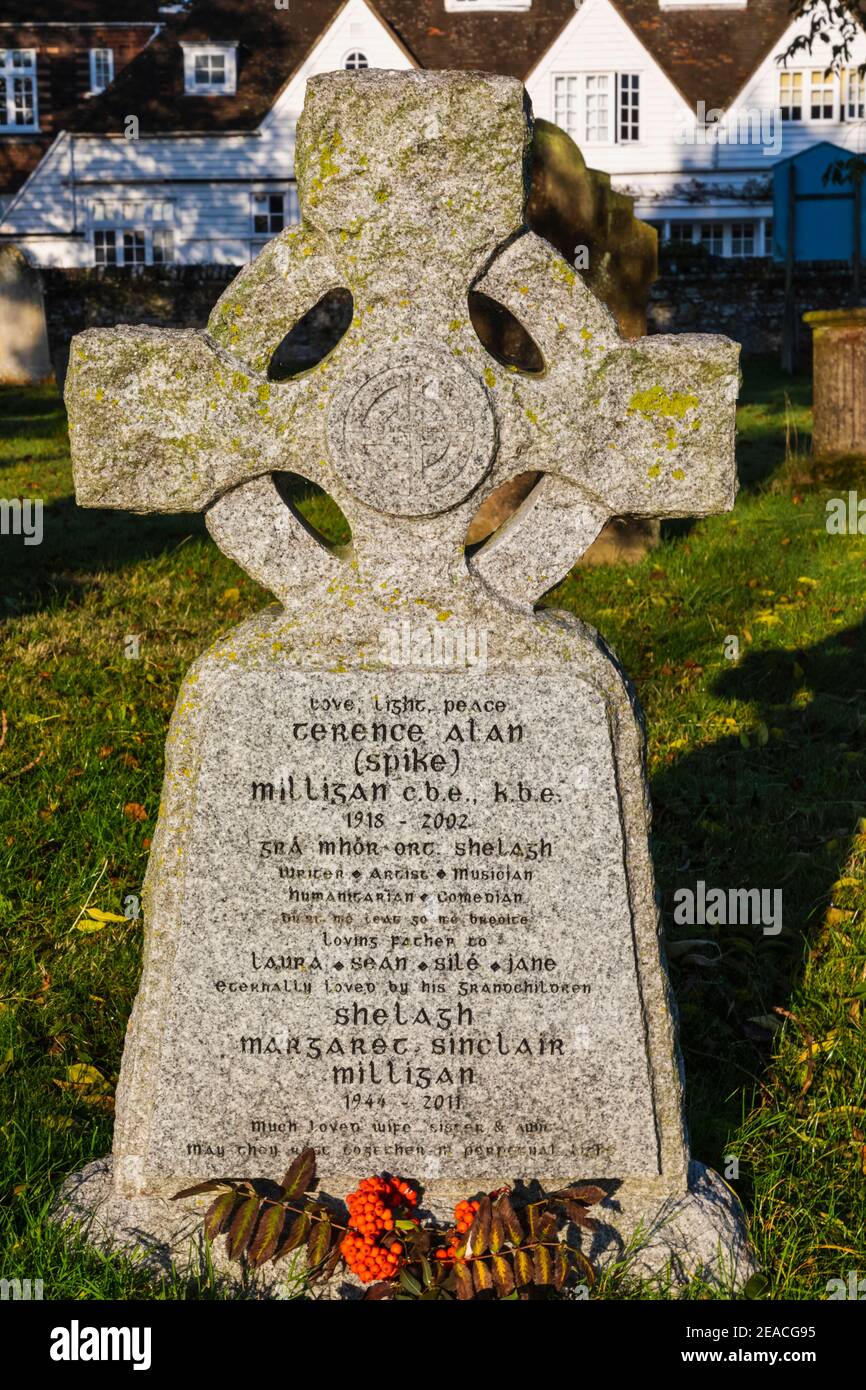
[326,343,497,517]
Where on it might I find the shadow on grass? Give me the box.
[651,615,865,1174]
[0,494,208,624]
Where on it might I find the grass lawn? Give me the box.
[0,356,864,1299]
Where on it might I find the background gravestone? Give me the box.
[57,69,754,1292]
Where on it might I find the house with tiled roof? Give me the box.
[0,1,167,216]
[1,0,863,265]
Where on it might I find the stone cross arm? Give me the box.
[65,70,741,610]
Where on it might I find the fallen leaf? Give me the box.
[220,587,241,604]
[123,803,147,822]
[83,907,126,923]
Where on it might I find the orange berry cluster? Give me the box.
[341,1175,418,1284]
[434,1197,481,1263]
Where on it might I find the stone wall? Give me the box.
[649,254,862,359]
[42,266,237,388]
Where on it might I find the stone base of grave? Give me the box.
[53,1158,756,1299]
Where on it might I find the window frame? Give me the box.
[250,187,300,242]
[0,49,38,132]
[552,70,641,147]
[779,70,803,122]
[809,68,836,121]
[89,46,114,95]
[89,200,175,266]
[343,51,370,71]
[181,42,238,97]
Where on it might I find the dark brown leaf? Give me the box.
[489,1207,505,1254]
[514,1247,535,1287]
[364,1282,395,1301]
[247,1201,286,1269]
[455,1263,475,1300]
[273,1209,311,1262]
[492,1254,515,1296]
[204,1191,241,1243]
[533,1243,554,1286]
[553,1246,569,1291]
[172,1179,233,1201]
[226,1195,261,1262]
[472,1258,494,1294]
[565,1200,599,1231]
[280,1146,316,1199]
[570,1248,596,1286]
[555,1184,606,1207]
[466,1193,492,1257]
[497,1193,523,1245]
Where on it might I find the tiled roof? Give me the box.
[0,1,163,21]
[62,0,799,136]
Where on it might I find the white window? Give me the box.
[731,222,755,257]
[763,220,774,256]
[846,69,865,120]
[344,52,369,71]
[619,73,640,143]
[251,188,299,239]
[810,69,835,120]
[152,228,174,264]
[90,201,174,265]
[94,229,117,266]
[89,47,114,94]
[553,75,580,139]
[0,50,38,132]
[700,223,724,256]
[553,73,639,145]
[779,71,803,121]
[584,74,612,143]
[182,43,237,96]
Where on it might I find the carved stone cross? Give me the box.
[59,72,754,1292]
[66,69,738,616]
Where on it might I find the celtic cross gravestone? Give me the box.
[58,70,754,1289]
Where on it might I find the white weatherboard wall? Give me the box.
[0,0,413,267]
[527,0,866,241]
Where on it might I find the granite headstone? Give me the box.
[58,70,754,1291]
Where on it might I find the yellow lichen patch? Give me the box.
[231,372,250,393]
[628,386,699,420]
[484,367,496,389]
[580,328,593,341]
[647,464,661,479]
[672,468,685,480]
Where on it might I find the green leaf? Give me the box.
[280,1146,316,1199]
[398,1268,423,1297]
[226,1195,261,1262]
[742,1272,770,1300]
